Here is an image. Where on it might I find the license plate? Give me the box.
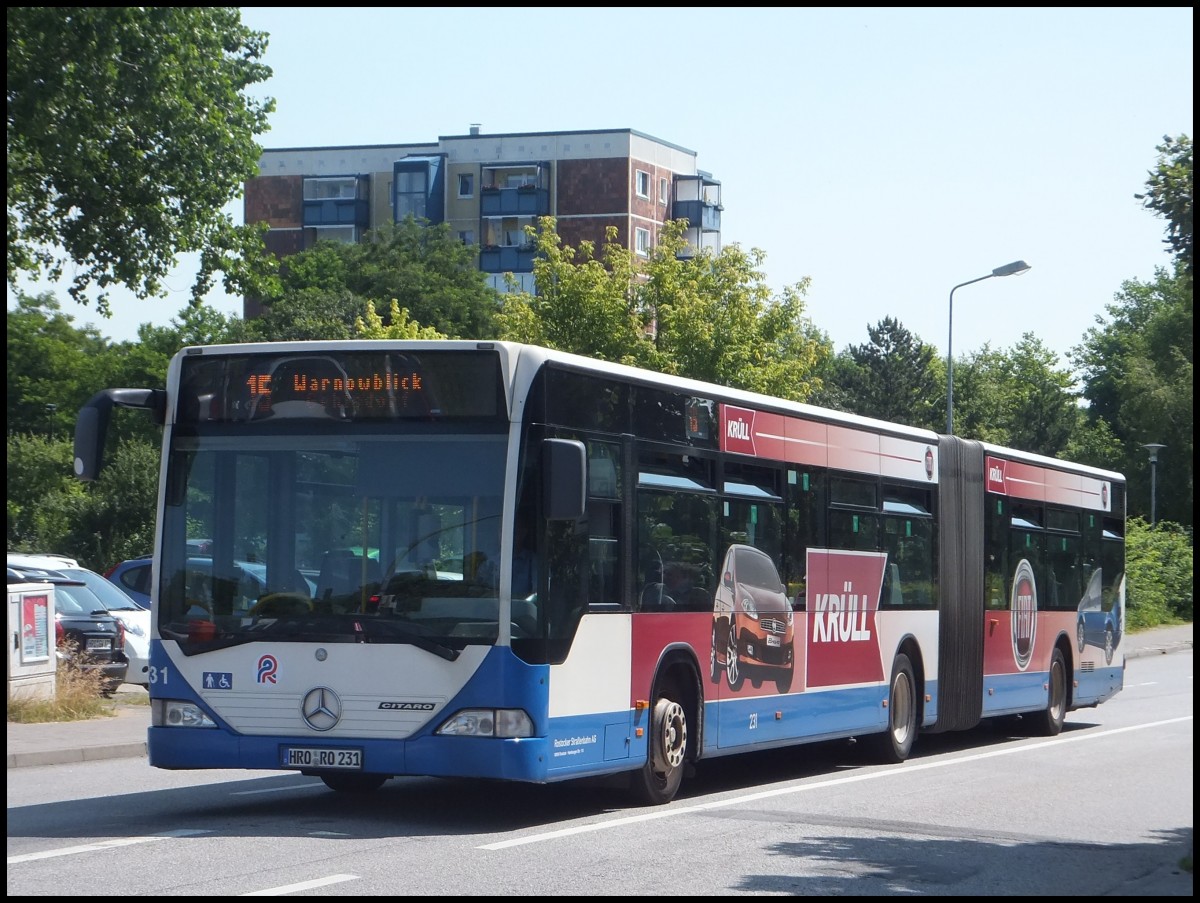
[766,635,781,647]
[86,638,112,652]
[281,747,362,770]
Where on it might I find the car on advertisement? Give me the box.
[709,543,795,693]
[7,562,128,694]
[1076,567,1123,665]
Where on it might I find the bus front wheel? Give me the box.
[629,690,687,805]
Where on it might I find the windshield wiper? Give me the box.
[352,617,459,661]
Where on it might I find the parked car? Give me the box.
[106,555,316,612]
[104,554,154,608]
[7,563,128,695]
[8,553,151,688]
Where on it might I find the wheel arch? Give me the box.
[1053,630,1077,712]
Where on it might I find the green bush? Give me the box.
[1125,517,1194,630]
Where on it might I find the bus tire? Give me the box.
[629,691,687,805]
[726,625,744,691]
[321,772,389,793]
[1032,647,1067,736]
[875,652,917,763]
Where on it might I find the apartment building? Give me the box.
[242,125,722,317]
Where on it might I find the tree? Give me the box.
[947,334,1079,456]
[644,222,827,401]
[1072,266,1192,527]
[828,317,942,428]
[355,300,446,339]
[992,334,1080,456]
[495,221,659,367]
[6,292,112,437]
[256,220,502,339]
[231,287,367,342]
[6,433,81,552]
[1136,134,1193,283]
[945,344,1008,445]
[496,218,828,400]
[7,7,274,315]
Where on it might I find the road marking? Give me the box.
[231,781,324,796]
[479,716,1193,850]
[241,874,358,895]
[7,829,209,864]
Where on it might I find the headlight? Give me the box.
[740,595,757,618]
[154,699,217,728]
[436,708,533,738]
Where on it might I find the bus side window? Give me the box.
[882,563,904,607]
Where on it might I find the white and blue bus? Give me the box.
[74,340,1126,804]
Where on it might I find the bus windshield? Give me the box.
[158,431,510,652]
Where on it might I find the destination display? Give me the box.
[178,349,505,422]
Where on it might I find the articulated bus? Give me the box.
[74,341,1126,804]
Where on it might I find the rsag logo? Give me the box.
[257,654,279,684]
[1009,559,1037,671]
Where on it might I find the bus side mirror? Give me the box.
[74,399,110,482]
[542,438,586,521]
[74,388,166,481]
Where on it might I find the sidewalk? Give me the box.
[7,624,1191,770]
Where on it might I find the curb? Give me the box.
[7,740,147,770]
[1125,641,1192,660]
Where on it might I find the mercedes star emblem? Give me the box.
[301,686,342,732]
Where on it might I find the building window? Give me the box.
[635,227,651,256]
[310,225,357,244]
[458,173,474,198]
[395,169,428,222]
[659,178,668,205]
[458,230,475,245]
[304,176,358,200]
[636,170,650,199]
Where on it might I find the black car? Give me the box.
[7,564,129,694]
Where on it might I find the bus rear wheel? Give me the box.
[874,652,917,763]
[629,691,687,805]
[1032,647,1067,736]
[321,772,389,793]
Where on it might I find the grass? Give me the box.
[7,651,136,723]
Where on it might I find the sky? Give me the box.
[9,7,1194,367]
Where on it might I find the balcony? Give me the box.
[479,245,538,273]
[480,185,550,217]
[302,197,369,228]
[671,198,721,232]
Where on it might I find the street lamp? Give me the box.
[946,260,1031,435]
[1141,443,1165,526]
